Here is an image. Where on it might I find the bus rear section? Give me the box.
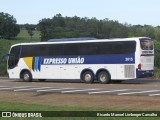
[137,38,154,78]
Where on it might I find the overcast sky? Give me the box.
[1,0,160,26]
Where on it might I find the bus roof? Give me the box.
[11,37,151,47]
[48,37,96,42]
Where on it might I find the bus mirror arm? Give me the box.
[3,53,14,57]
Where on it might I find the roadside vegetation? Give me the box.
[0,101,159,120]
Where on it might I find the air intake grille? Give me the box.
[124,65,135,78]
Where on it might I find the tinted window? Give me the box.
[20,41,136,57]
[96,42,113,54]
[79,43,96,55]
[96,41,136,55]
[21,45,34,57]
[8,46,21,69]
[112,41,136,54]
[21,45,48,57]
[140,39,153,50]
[49,44,64,56]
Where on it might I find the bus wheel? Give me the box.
[22,71,32,82]
[98,71,110,84]
[82,71,94,83]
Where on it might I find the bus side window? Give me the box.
[49,44,64,56]
[96,43,112,55]
[37,45,48,56]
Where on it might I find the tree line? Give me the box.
[1,12,160,68]
[38,14,160,41]
[1,12,160,41]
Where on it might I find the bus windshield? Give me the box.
[8,46,20,69]
[140,39,153,50]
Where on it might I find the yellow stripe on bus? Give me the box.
[23,57,33,71]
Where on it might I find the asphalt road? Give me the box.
[0,78,160,97]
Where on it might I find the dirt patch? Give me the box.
[0,91,160,110]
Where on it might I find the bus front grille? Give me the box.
[124,65,135,78]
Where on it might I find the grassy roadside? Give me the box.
[0,101,159,120]
[153,67,160,79]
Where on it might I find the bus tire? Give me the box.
[82,71,94,83]
[98,71,110,84]
[22,71,32,82]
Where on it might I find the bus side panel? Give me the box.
[116,65,124,79]
[75,64,117,80]
[9,57,136,80]
[117,64,136,80]
[35,64,117,80]
[8,67,21,79]
[8,58,28,79]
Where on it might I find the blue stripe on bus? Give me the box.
[35,57,39,71]
[32,57,41,71]
[41,53,135,65]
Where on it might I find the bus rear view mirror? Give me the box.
[0,55,7,62]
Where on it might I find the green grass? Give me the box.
[0,28,40,55]
[153,67,160,79]
[16,28,40,41]
[0,101,92,111]
[0,101,159,120]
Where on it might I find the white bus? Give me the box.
[7,37,154,83]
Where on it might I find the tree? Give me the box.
[38,18,53,41]
[0,12,20,39]
[25,24,35,40]
[155,27,160,40]
[154,41,160,67]
[128,25,155,39]
[38,14,130,41]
